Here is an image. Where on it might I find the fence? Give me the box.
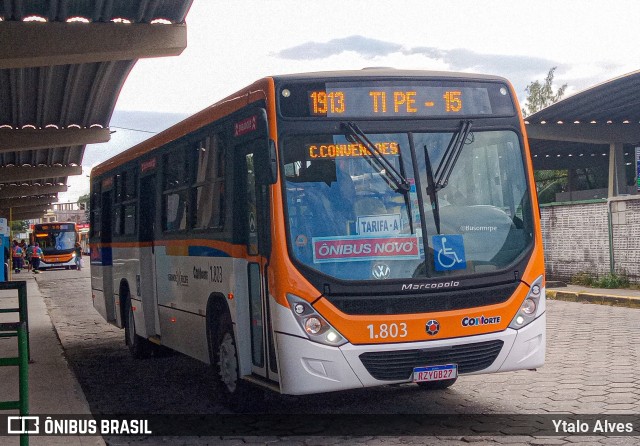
[540,195,640,283]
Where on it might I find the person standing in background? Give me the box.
[74,242,82,271]
[25,241,34,272]
[31,242,43,273]
[19,240,27,270]
[11,240,23,273]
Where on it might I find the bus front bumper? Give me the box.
[276,312,545,395]
[39,259,76,269]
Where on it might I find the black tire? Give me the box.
[416,377,458,390]
[212,312,263,412]
[124,298,152,359]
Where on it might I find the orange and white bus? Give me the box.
[90,69,545,408]
[32,222,80,269]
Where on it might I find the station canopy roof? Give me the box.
[0,0,194,221]
[526,69,640,170]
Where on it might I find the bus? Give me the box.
[77,223,91,255]
[32,222,80,269]
[90,69,545,407]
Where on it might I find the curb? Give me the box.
[547,290,640,308]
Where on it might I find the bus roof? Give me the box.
[92,77,274,178]
[92,69,511,178]
[271,68,510,84]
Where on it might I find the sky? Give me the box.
[65,0,640,201]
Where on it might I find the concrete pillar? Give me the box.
[608,142,626,197]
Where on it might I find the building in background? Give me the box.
[42,201,88,224]
[526,70,640,283]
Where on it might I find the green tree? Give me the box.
[521,67,567,117]
[523,68,569,202]
[10,220,28,232]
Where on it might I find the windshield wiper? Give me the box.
[423,144,441,234]
[342,122,410,193]
[424,120,473,234]
[433,120,473,191]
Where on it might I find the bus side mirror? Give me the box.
[255,139,278,185]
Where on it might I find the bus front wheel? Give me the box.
[213,312,262,412]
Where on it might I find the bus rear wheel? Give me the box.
[416,377,458,390]
[213,313,262,412]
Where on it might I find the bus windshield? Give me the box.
[36,229,77,253]
[283,129,534,281]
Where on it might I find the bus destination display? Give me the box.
[308,85,493,118]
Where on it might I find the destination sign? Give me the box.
[38,224,72,231]
[306,141,399,159]
[309,86,492,117]
[278,80,516,119]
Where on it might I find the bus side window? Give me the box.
[193,133,226,230]
[162,146,191,232]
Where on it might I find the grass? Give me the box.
[570,271,632,289]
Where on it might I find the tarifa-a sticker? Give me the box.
[356,214,401,236]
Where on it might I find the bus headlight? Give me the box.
[509,275,545,330]
[304,317,322,334]
[521,298,536,315]
[287,294,347,346]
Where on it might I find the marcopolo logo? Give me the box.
[461,315,501,327]
[401,281,460,291]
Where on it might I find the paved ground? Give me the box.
[0,273,104,446]
[23,268,640,444]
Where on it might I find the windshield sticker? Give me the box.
[295,234,308,247]
[408,177,416,193]
[307,142,399,160]
[313,235,420,263]
[372,263,391,279]
[357,214,401,236]
[432,234,467,271]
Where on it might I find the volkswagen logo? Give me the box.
[426,319,440,336]
[372,263,391,280]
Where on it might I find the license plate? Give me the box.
[413,364,458,382]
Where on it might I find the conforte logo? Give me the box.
[401,281,460,290]
[462,315,501,327]
[168,270,189,287]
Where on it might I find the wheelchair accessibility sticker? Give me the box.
[432,235,466,271]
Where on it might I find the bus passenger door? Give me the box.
[139,173,160,338]
[240,139,277,383]
[97,190,116,322]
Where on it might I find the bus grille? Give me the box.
[328,282,518,315]
[359,339,504,381]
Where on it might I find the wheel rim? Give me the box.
[218,332,238,393]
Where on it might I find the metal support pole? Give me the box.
[18,321,29,446]
[0,281,29,445]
